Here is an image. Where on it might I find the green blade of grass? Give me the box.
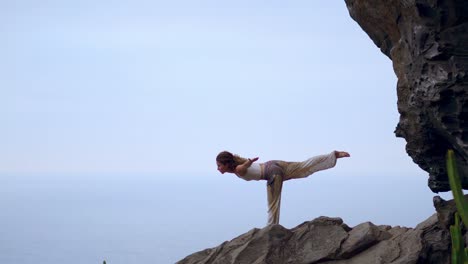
[447,150,468,227]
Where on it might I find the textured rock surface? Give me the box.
[177,216,450,264]
[344,0,468,192]
[177,199,455,264]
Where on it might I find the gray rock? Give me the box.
[433,195,458,228]
[287,217,349,263]
[339,222,390,258]
[177,208,451,264]
[344,0,468,192]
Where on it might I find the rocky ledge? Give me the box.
[177,196,460,264]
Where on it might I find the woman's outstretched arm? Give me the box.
[235,157,259,176]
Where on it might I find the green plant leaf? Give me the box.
[447,150,468,227]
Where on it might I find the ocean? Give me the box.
[0,173,273,264]
[0,172,448,263]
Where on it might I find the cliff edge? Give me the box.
[177,196,458,264]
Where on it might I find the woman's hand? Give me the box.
[248,157,259,163]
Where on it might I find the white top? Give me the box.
[237,163,262,181]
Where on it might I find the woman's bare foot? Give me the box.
[335,151,350,158]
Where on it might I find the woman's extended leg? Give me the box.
[283,151,349,181]
[267,174,283,225]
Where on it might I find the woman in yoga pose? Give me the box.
[216,150,350,225]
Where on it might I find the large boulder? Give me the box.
[344,0,468,192]
[177,200,454,264]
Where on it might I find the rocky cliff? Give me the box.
[177,196,458,264]
[344,0,468,192]
[178,1,468,262]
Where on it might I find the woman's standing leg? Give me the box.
[266,174,283,225]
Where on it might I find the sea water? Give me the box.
[0,172,447,264]
[0,174,248,264]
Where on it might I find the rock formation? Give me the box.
[344,0,468,192]
[178,2,468,262]
[177,196,457,264]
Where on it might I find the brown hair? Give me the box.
[216,151,247,171]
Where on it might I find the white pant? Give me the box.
[266,151,337,225]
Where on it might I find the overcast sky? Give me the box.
[0,0,454,233]
[2,1,412,175]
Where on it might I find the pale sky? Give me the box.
[2,0,414,175]
[2,2,459,263]
[1,0,454,229]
